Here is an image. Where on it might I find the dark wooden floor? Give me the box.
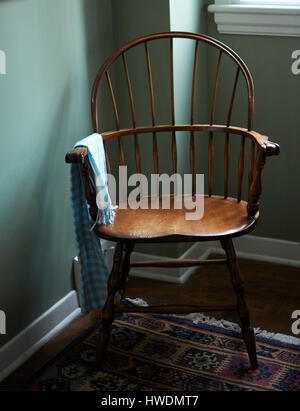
[126,256,300,334]
[1,256,299,390]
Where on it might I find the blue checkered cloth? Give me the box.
[70,133,115,314]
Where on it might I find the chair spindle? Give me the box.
[209,50,223,197]
[106,71,125,166]
[106,70,120,130]
[248,140,255,190]
[122,53,141,173]
[170,38,177,174]
[224,133,229,199]
[225,67,240,199]
[190,40,199,195]
[103,141,111,175]
[145,41,159,174]
[237,136,245,202]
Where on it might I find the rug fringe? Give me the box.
[126,298,300,347]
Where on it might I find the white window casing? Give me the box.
[208,0,300,37]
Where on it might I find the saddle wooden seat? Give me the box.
[96,195,258,242]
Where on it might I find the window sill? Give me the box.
[207,3,300,37]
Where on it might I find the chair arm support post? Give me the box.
[247,150,266,218]
[80,159,98,222]
[247,135,279,218]
[65,147,97,220]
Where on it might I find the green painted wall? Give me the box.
[206,4,300,242]
[0,0,115,347]
[170,0,209,174]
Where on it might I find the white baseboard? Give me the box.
[130,235,300,284]
[209,235,300,268]
[0,291,81,383]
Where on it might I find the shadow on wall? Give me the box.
[0,0,116,347]
[80,0,116,133]
[0,82,76,336]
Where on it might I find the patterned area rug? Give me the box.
[26,312,300,391]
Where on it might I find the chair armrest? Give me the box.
[245,130,280,157]
[101,125,280,156]
[65,147,88,164]
[247,132,280,218]
[65,146,98,220]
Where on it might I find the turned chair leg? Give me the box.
[96,242,124,368]
[221,238,258,370]
[119,242,134,300]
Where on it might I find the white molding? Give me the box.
[208,2,300,37]
[232,235,300,267]
[0,291,81,383]
[130,235,300,284]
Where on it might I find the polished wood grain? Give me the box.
[95,195,258,243]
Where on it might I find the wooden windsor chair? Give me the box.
[66,32,279,371]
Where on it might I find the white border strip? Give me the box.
[0,291,81,383]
